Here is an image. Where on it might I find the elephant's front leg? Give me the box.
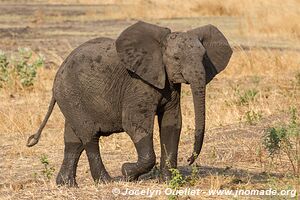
[158,102,182,181]
[122,109,156,181]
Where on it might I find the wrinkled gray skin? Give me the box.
[27,21,232,186]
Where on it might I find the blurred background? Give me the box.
[0,1,299,199]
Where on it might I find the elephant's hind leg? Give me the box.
[122,109,156,181]
[56,122,84,187]
[84,134,112,183]
[59,102,111,183]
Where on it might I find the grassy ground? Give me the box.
[0,1,299,199]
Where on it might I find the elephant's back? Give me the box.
[53,37,121,96]
[53,37,128,130]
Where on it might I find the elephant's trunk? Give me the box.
[187,82,206,165]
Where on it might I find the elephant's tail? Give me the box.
[26,96,56,147]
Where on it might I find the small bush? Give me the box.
[14,48,44,87]
[167,165,201,199]
[169,168,186,190]
[236,88,259,106]
[0,51,9,87]
[186,165,199,186]
[244,110,262,125]
[40,154,55,180]
[0,48,44,89]
[168,168,186,200]
[263,108,300,176]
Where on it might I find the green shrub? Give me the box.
[263,127,286,156]
[14,48,44,87]
[187,165,199,186]
[236,88,259,106]
[168,168,186,200]
[244,110,262,125]
[0,51,9,87]
[40,154,55,180]
[0,48,44,89]
[169,168,186,190]
[263,108,300,175]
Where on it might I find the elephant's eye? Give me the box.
[174,56,180,61]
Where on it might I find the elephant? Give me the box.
[26,21,232,186]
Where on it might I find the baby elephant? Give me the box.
[27,21,232,186]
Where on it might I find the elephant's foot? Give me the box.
[122,160,155,181]
[159,168,172,183]
[93,170,112,184]
[121,163,140,181]
[56,172,78,187]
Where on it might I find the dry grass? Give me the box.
[0,0,300,199]
[29,0,299,39]
[1,48,299,142]
[0,47,299,199]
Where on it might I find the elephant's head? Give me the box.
[116,21,232,165]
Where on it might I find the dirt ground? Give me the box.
[0,1,299,200]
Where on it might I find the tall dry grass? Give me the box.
[1,48,299,198]
[1,48,299,140]
[40,0,300,39]
[0,1,299,198]
[184,48,300,129]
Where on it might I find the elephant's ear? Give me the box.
[116,21,171,89]
[188,24,232,83]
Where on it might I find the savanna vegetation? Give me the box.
[0,0,299,199]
